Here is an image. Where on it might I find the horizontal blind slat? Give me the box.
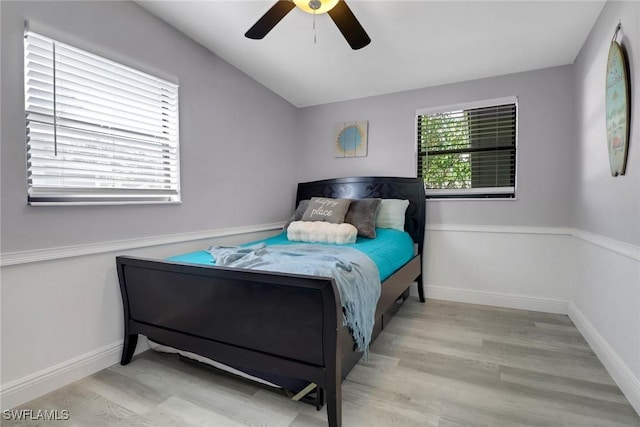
[30,115,177,143]
[27,83,178,123]
[54,42,177,89]
[28,142,178,169]
[29,170,178,185]
[28,148,178,172]
[54,49,177,95]
[29,168,179,184]
[28,122,177,152]
[27,71,178,116]
[29,187,179,196]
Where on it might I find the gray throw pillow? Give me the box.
[301,197,351,224]
[284,199,310,230]
[345,198,381,238]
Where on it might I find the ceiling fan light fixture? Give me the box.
[293,0,339,14]
[245,0,370,50]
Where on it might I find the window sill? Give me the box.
[426,196,517,202]
[28,200,183,207]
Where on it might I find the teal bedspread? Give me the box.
[168,228,415,282]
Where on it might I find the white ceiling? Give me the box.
[138,0,605,107]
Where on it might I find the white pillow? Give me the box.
[375,199,410,231]
[287,221,357,245]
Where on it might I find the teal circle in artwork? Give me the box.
[337,125,362,152]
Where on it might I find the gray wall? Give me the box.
[573,0,639,246]
[569,2,640,408]
[0,1,298,253]
[295,66,576,228]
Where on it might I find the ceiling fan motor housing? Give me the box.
[308,0,321,11]
[293,0,339,14]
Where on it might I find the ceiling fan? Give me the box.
[245,0,371,50]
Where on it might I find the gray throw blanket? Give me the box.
[207,243,381,356]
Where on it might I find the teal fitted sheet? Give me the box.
[167,228,415,282]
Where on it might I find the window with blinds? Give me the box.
[24,31,180,205]
[417,97,517,199]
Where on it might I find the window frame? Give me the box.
[415,96,518,201]
[24,31,181,206]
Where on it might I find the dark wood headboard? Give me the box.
[296,177,426,255]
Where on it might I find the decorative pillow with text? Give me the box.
[301,197,351,224]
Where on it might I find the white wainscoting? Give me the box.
[423,225,575,314]
[569,231,640,415]
[0,223,284,410]
[423,224,640,415]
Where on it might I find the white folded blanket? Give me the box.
[287,221,358,244]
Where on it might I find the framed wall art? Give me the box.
[605,23,631,176]
[334,120,368,158]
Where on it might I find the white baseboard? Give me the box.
[568,302,640,416]
[0,339,149,410]
[424,285,568,314]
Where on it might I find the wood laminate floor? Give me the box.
[5,299,639,427]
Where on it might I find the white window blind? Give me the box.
[24,31,180,205]
[417,97,517,199]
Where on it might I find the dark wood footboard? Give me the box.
[117,256,345,425]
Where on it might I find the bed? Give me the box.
[116,176,426,427]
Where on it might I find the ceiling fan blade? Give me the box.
[245,1,296,40]
[328,1,371,50]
